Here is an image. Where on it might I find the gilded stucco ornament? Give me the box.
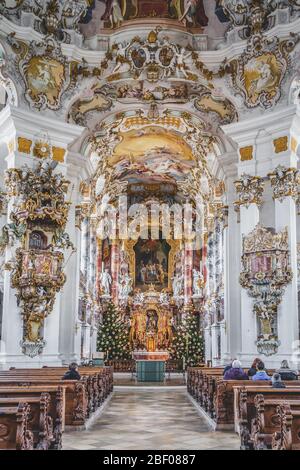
[219,0,277,38]
[234,173,265,212]
[7,35,76,110]
[240,224,292,356]
[68,79,237,128]
[5,161,74,357]
[0,0,91,43]
[268,165,300,202]
[228,32,299,108]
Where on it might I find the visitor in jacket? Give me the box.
[223,360,248,380]
[247,357,261,378]
[251,361,271,381]
[276,360,298,381]
[62,362,81,381]
[271,373,286,389]
[223,359,235,376]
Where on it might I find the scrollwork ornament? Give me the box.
[8,35,76,110]
[268,165,300,202]
[228,33,299,109]
[234,173,265,212]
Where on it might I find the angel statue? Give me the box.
[118,272,132,298]
[100,0,124,28]
[99,268,112,296]
[172,272,183,298]
[0,222,27,255]
[193,269,204,296]
[175,47,192,79]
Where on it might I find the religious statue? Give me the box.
[99,268,112,296]
[100,0,124,28]
[172,272,183,298]
[25,299,50,343]
[175,47,192,79]
[118,272,132,298]
[179,0,208,27]
[112,43,130,74]
[192,269,204,296]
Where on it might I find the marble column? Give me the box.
[184,240,193,304]
[111,239,119,303]
[271,164,299,366]
[239,203,260,363]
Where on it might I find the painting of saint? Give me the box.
[134,239,170,291]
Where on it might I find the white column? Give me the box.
[275,196,299,364]
[211,322,220,366]
[239,203,260,364]
[204,325,212,364]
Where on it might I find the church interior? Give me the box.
[0,0,300,453]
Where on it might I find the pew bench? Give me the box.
[272,403,300,450]
[0,394,61,450]
[234,386,300,449]
[0,403,34,450]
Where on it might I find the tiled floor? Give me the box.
[63,388,240,450]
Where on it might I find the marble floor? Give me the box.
[63,388,240,450]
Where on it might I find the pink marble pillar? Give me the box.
[96,239,102,299]
[110,240,120,303]
[184,240,193,304]
[202,236,207,284]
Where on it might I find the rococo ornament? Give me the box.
[218,0,277,38]
[268,165,299,202]
[228,32,299,108]
[234,173,265,212]
[0,0,91,44]
[4,161,74,357]
[7,34,77,110]
[240,224,292,356]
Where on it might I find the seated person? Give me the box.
[223,360,248,380]
[247,357,261,378]
[62,362,81,381]
[252,361,271,381]
[271,373,286,389]
[223,360,234,376]
[276,360,298,381]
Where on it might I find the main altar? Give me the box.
[133,351,169,382]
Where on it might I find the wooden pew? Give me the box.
[0,394,54,450]
[234,385,300,449]
[0,367,113,427]
[0,402,34,450]
[251,394,300,450]
[0,378,87,427]
[272,403,300,450]
[0,385,65,448]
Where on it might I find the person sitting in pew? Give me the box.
[223,358,236,376]
[252,361,271,381]
[62,363,81,381]
[271,373,286,389]
[247,357,261,378]
[276,360,298,381]
[223,360,248,380]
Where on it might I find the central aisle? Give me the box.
[63,389,240,450]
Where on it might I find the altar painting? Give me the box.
[134,239,170,290]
